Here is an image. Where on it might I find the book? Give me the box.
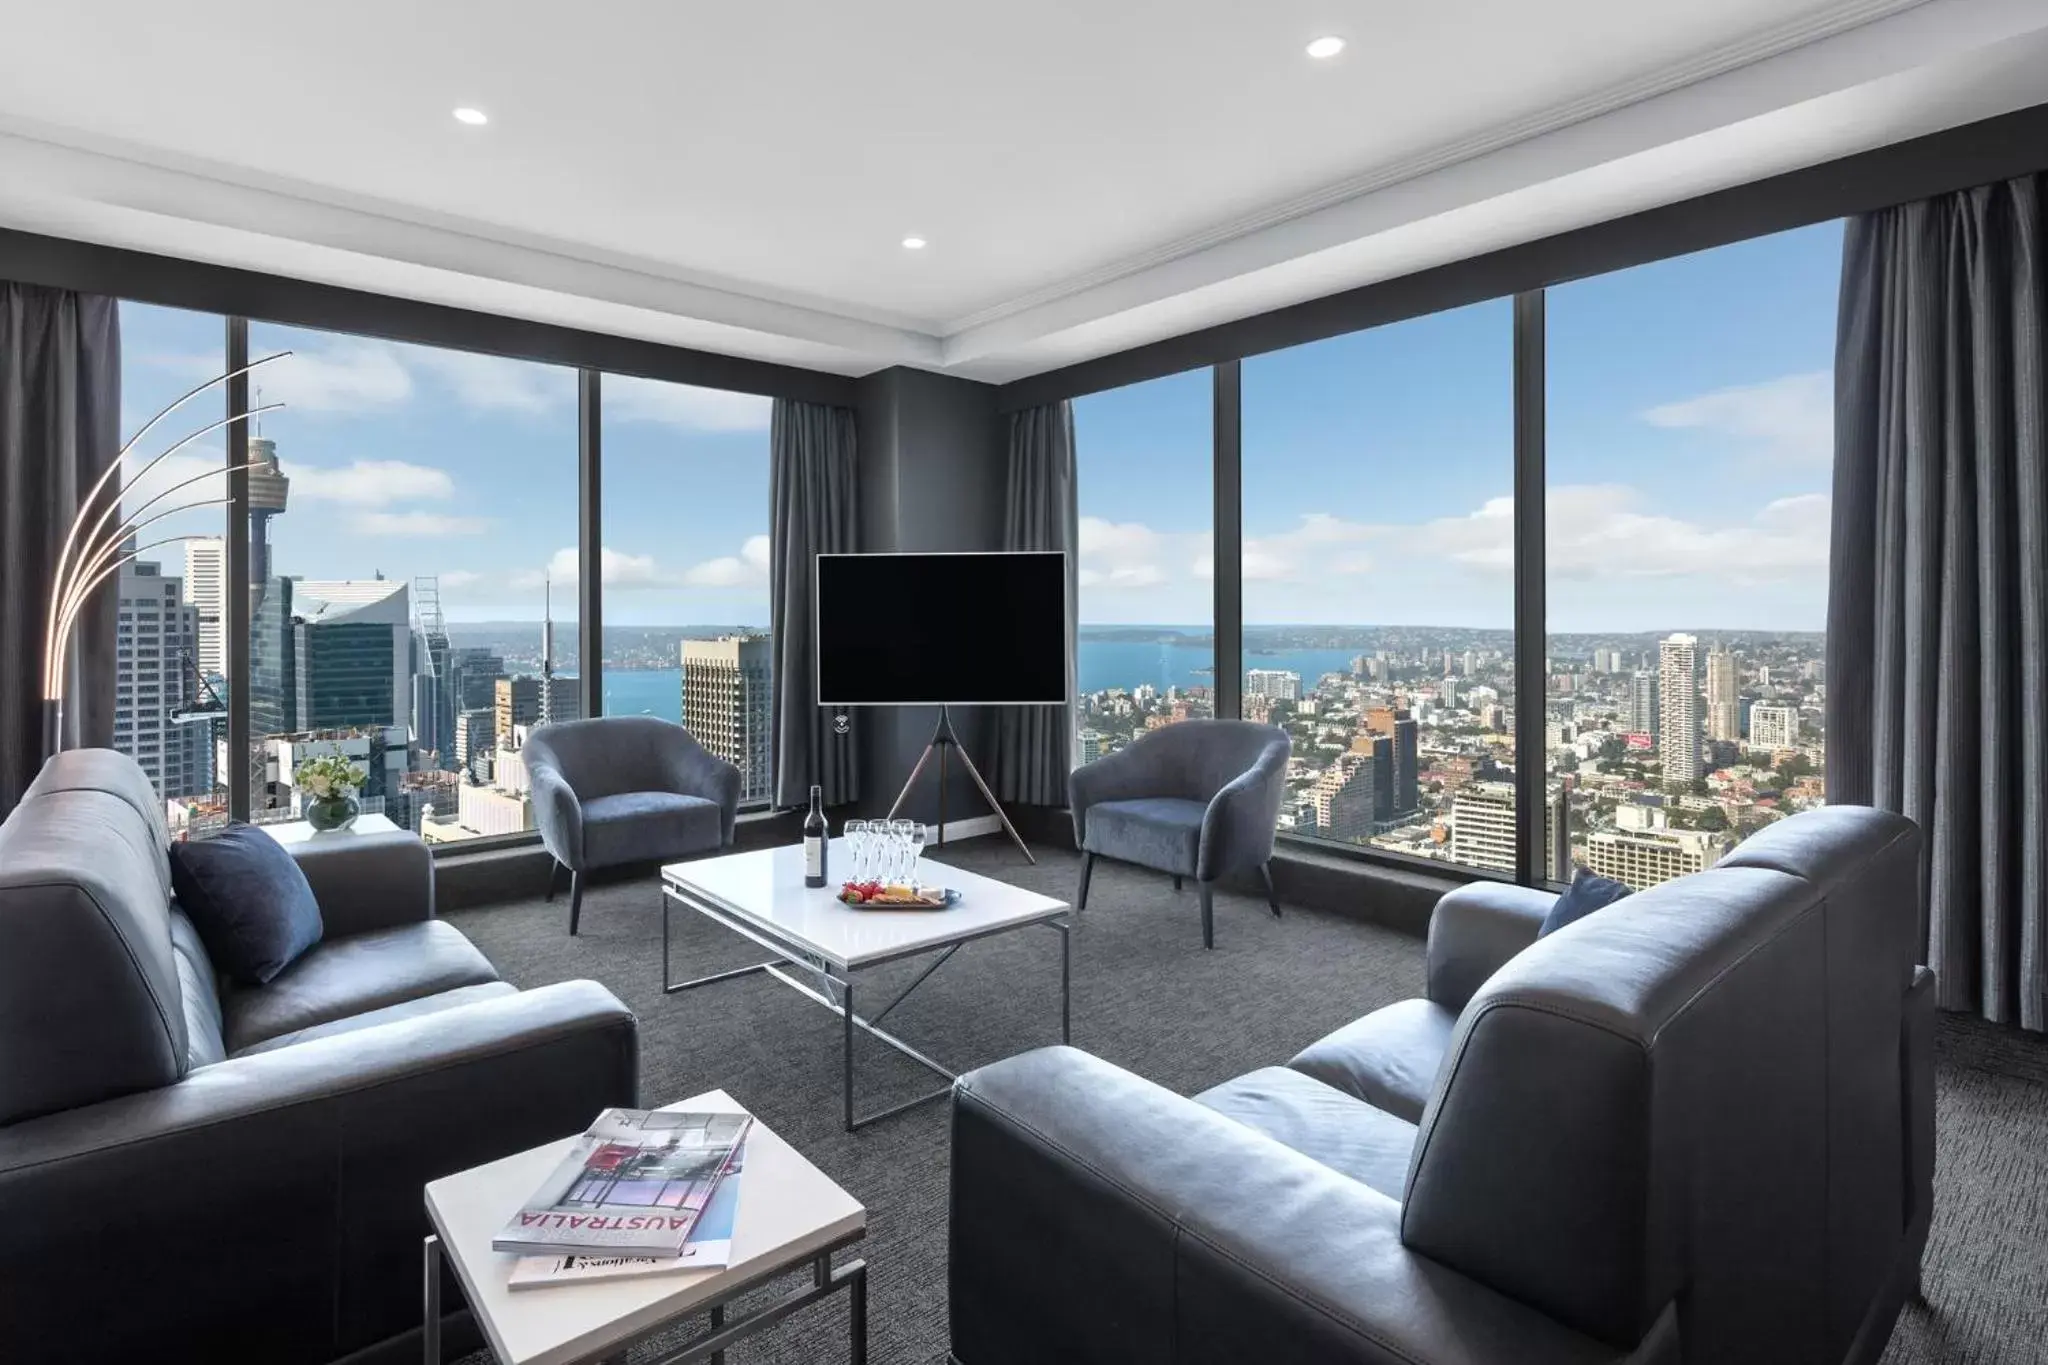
[492,1108,750,1259]
[506,1146,745,1290]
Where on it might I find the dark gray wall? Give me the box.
[850,367,1007,832]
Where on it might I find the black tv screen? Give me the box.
[816,551,1068,705]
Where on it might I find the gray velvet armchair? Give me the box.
[524,716,742,934]
[1068,719,1291,948]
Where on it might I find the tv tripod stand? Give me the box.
[886,705,1035,862]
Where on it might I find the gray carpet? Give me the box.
[443,838,2048,1365]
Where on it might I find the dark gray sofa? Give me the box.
[0,750,638,1365]
[951,806,1935,1365]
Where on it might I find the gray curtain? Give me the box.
[1,284,121,817]
[769,397,860,808]
[1829,175,2048,1030]
[992,402,1078,806]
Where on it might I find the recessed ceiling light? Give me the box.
[901,236,928,250]
[1305,36,1345,59]
[452,107,489,126]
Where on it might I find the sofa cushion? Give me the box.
[1196,1066,1418,1201]
[1081,797,1207,875]
[221,919,499,1055]
[1538,868,1633,938]
[1288,997,1458,1124]
[233,981,518,1057]
[168,823,324,985]
[581,790,725,869]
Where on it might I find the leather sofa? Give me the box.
[951,806,1935,1365]
[0,750,639,1365]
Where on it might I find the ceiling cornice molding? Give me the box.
[936,0,1934,336]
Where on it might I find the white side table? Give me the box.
[423,1089,866,1365]
[259,812,400,846]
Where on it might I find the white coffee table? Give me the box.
[260,812,400,845]
[423,1089,866,1365]
[661,839,1070,1131]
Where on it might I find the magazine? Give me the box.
[507,1147,745,1290]
[492,1108,751,1259]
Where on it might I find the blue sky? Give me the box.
[1076,221,1841,632]
[120,307,772,625]
[119,219,1838,636]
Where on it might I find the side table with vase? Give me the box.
[296,751,365,831]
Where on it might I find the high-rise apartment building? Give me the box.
[1449,781,1517,874]
[1749,702,1799,750]
[1077,729,1105,764]
[682,634,773,806]
[1363,706,1419,816]
[495,677,541,749]
[1658,633,1701,786]
[1312,752,1377,843]
[1627,670,1660,739]
[290,580,411,732]
[454,706,496,774]
[1584,825,1725,890]
[1245,669,1302,702]
[183,538,226,680]
[1705,642,1741,742]
[114,561,212,803]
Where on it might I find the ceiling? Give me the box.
[3,0,2046,382]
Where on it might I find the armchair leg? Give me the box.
[1199,883,1214,950]
[1258,862,1282,918]
[1076,851,1095,912]
[545,859,565,903]
[567,872,585,936]
[1172,874,1183,892]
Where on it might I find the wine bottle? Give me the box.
[803,784,829,888]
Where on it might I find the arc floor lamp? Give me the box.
[40,353,289,759]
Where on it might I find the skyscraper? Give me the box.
[1658,633,1702,786]
[1627,670,1660,739]
[183,537,225,679]
[290,580,411,731]
[114,561,212,803]
[682,634,773,806]
[537,576,578,725]
[496,677,541,749]
[1749,702,1799,750]
[451,647,507,710]
[410,576,453,767]
[1312,753,1377,843]
[1364,706,1419,816]
[1705,641,1741,742]
[1449,781,1517,874]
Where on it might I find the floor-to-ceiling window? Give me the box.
[1544,224,1836,889]
[1241,300,1516,872]
[242,324,578,843]
[111,302,230,833]
[1071,369,1215,762]
[599,374,774,807]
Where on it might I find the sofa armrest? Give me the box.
[528,762,584,868]
[662,734,743,842]
[1425,882,1557,1012]
[1067,744,1155,846]
[951,1046,1629,1365]
[289,828,435,936]
[1197,745,1288,881]
[0,980,636,1364]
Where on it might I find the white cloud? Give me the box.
[684,534,774,587]
[286,459,456,506]
[257,342,413,412]
[1079,515,1199,591]
[119,445,228,518]
[1641,370,1831,462]
[410,349,570,414]
[351,511,490,537]
[607,375,773,432]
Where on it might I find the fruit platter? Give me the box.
[838,880,961,910]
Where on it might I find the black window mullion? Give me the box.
[1511,291,1547,886]
[1212,360,1243,720]
[578,369,602,719]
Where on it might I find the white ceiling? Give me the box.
[2,0,2046,382]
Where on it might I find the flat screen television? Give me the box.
[816,551,1068,706]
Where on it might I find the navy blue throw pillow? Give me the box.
[1538,868,1633,938]
[168,823,324,985]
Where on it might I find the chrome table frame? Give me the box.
[660,879,1071,1132]
[424,1231,866,1365]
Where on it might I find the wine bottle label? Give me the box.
[805,836,823,878]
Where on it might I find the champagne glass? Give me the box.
[893,819,918,885]
[907,821,929,889]
[844,820,869,883]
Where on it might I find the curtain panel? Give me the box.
[769,398,861,808]
[0,284,121,817]
[1829,175,2048,1030]
[992,401,1079,806]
